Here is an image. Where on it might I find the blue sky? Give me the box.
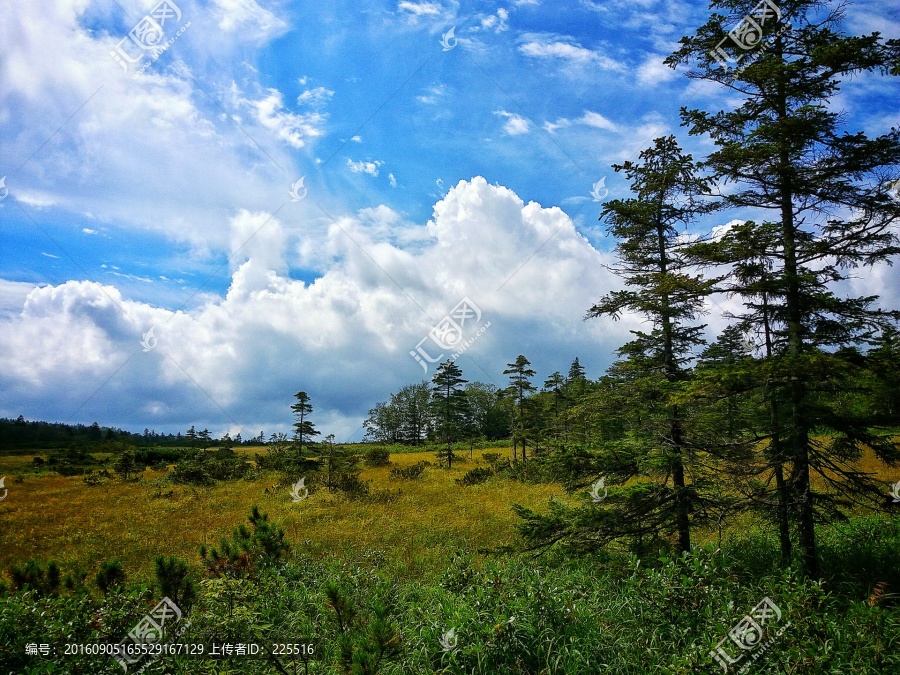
[1,0,898,440]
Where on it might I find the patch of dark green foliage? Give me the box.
[456,466,493,486]
[389,461,427,481]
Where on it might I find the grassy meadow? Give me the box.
[0,447,562,583]
[1,445,898,674]
[3,443,894,584]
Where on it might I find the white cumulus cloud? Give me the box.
[0,179,627,438]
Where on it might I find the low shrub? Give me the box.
[171,449,251,485]
[133,447,188,465]
[82,471,103,486]
[389,462,427,481]
[154,555,197,610]
[95,560,125,594]
[456,466,494,486]
[331,473,371,499]
[199,506,290,578]
[364,446,391,466]
[9,560,60,597]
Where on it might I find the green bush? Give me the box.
[133,447,188,465]
[389,462,427,481]
[82,470,103,486]
[154,555,197,610]
[171,449,251,485]
[9,560,60,597]
[95,560,125,594]
[200,505,290,578]
[364,446,391,466]
[331,473,371,499]
[456,466,493,486]
[482,452,503,466]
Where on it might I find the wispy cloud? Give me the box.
[297,86,334,107]
[519,34,625,71]
[347,159,384,176]
[248,88,327,149]
[213,0,288,38]
[544,111,620,134]
[397,0,454,23]
[637,54,678,86]
[417,84,447,105]
[495,110,530,135]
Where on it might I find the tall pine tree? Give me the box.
[516,137,717,555]
[503,355,537,463]
[430,361,469,469]
[291,391,320,456]
[669,0,900,577]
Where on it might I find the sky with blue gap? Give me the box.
[0,0,897,440]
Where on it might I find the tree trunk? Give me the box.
[763,291,793,566]
[671,414,691,554]
[657,216,690,555]
[777,65,818,577]
[773,460,792,566]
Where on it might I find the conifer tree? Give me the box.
[503,355,537,463]
[516,136,716,555]
[291,391,320,456]
[430,361,469,469]
[543,371,568,448]
[591,136,715,553]
[668,0,900,577]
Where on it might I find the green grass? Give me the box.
[0,445,898,674]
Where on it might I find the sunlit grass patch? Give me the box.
[0,449,557,584]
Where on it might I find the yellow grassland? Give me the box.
[0,444,896,584]
[0,449,561,583]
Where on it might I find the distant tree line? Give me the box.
[362,356,601,464]
[363,379,512,446]
[0,416,269,452]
